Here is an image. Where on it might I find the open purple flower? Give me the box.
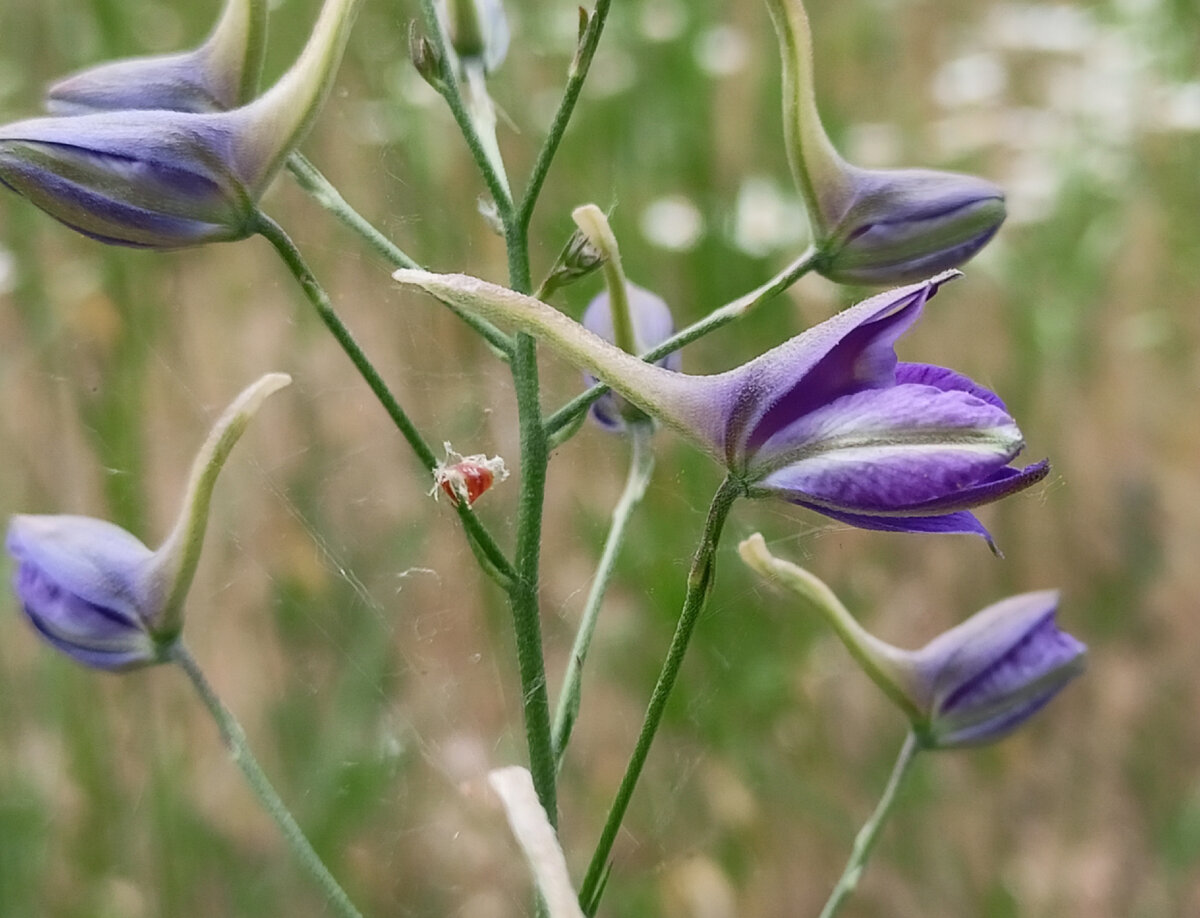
[45,0,267,115]
[6,374,289,671]
[0,0,358,247]
[394,268,1047,543]
[739,534,1086,748]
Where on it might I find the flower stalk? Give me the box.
[577,476,740,916]
[171,644,365,918]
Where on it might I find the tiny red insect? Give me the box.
[431,443,509,507]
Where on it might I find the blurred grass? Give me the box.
[2,0,1200,916]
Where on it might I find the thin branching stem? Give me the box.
[508,332,558,825]
[818,731,922,918]
[517,0,614,233]
[552,421,656,766]
[286,153,514,355]
[577,477,741,916]
[254,211,515,588]
[417,0,513,218]
[172,644,365,918]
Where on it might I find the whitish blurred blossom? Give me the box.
[640,196,704,252]
[639,0,688,43]
[1154,82,1200,132]
[843,122,903,170]
[693,25,750,78]
[0,246,15,295]
[986,3,1096,54]
[730,176,808,257]
[932,53,1008,110]
[585,47,638,98]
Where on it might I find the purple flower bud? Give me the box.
[818,166,1006,286]
[0,0,359,248]
[738,535,1086,748]
[765,0,1005,285]
[581,283,681,431]
[6,374,290,671]
[910,590,1087,748]
[45,0,268,115]
[7,516,160,671]
[0,111,261,246]
[394,269,1047,544]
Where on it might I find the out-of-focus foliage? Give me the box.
[1,0,1199,915]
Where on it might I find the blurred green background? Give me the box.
[2,0,1199,915]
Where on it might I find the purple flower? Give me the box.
[6,374,290,671]
[45,0,267,115]
[738,534,1086,748]
[765,0,1005,284]
[393,268,1047,543]
[0,0,359,248]
[581,283,681,432]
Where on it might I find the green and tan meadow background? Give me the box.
[1,0,1199,914]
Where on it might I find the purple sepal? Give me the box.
[46,53,230,116]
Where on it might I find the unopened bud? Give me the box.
[6,374,290,670]
[0,0,361,247]
[818,166,1006,285]
[45,0,268,115]
[738,535,1086,749]
[765,0,1005,285]
[409,22,446,90]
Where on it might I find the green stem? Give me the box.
[285,153,514,356]
[418,0,513,217]
[818,731,921,918]
[544,245,821,438]
[552,422,655,766]
[577,477,740,916]
[517,0,613,233]
[171,643,365,918]
[254,211,516,588]
[507,332,558,825]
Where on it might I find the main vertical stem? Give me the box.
[508,328,558,827]
[577,477,740,915]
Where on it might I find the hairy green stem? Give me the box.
[254,211,515,587]
[544,246,821,438]
[171,644,364,918]
[818,731,921,918]
[577,477,740,915]
[517,0,613,232]
[417,0,513,217]
[552,422,655,766]
[508,332,558,826]
[286,153,513,356]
